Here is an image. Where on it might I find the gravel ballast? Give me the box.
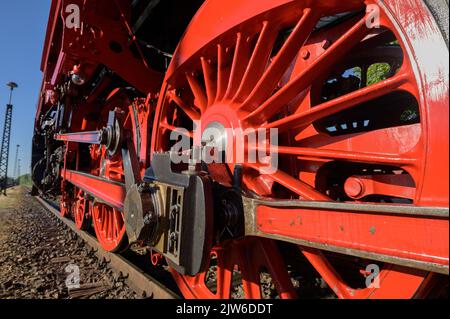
[0,187,138,299]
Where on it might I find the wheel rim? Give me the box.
[152,0,448,298]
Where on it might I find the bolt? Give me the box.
[321,39,331,50]
[301,49,310,60]
[169,232,178,243]
[345,177,365,199]
[171,205,180,214]
[143,212,154,225]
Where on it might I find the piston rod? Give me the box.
[55,130,105,144]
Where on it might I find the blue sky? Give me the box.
[0,1,51,177]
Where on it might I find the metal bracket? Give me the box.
[144,152,214,276]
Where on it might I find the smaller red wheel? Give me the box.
[60,201,70,217]
[73,189,90,230]
[60,193,72,218]
[92,203,128,252]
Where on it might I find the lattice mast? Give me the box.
[0,82,18,195]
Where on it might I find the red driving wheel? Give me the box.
[73,188,89,230]
[91,144,129,252]
[60,195,71,218]
[92,202,127,252]
[90,90,143,252]
[152,0,448,298]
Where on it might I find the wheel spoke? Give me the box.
[216,44,231,102]
[238,246,262,299]
[107,209,113,239]
[168,91,201,121]
[101,207,107,230]
[259,239,297,298]
[299,246,430,299]
[264,71,410,132]
[239,8,317,112]
[300,246,357,298]
[186,72,207,113]
[246,163,329,200]
[201,57,217,106]
[244,13,371,123]
[216,250,233,298]
[113,210,120,239]
[160,122,193,138]
[233,21,278,102]
[271,145,417,166]
[224,33,252,100]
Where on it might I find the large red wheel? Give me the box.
[152,0,448,299]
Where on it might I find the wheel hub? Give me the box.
[201,121,228,163]
[198,104,249,184]
[199,103,244,158]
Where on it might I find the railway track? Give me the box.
[34,195,180,299]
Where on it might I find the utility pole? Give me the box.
[13,144,20,185]
[17,159,21,185]
[0,82,18,195]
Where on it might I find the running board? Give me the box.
[242,197,449,275]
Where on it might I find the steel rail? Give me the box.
[34,195,180,299]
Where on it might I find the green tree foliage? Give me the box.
[366,63,391,86]
[18,174,32,187]
[353,63,391,87]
